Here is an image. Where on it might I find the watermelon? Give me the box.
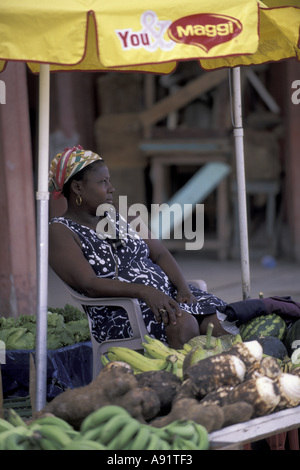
[239,314,287,342]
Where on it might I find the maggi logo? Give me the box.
[176,22,234,39]
[168,13,242,52]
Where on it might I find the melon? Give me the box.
[239,314,287,342]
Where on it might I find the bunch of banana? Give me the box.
[79,405,210,451]
[141,335,187,378]
[161,419,210,451]
[103,345,177,375]
[0,410,80,450]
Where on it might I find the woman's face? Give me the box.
[76,163,115,212]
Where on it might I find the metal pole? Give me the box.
[35,63,50,411]
[231,67,251,300]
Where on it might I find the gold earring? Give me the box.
[76,195,82,206]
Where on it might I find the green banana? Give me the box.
[63,439,107,450]
[38,437,63,450]
[0,426,32,450]
[80,405,130,434]
[165,419,198,441]
[146,432,161,450]
[193,422,210,450]
[6,409,28,428]
[127,426,151,451]
[172,437,198,451]
[107,347,168,372]
[100,354,110,367]
[106,419,141,450]
[29,415,75,432]
[99,413,133,446]
[0,418,14,433]
[36,424,73,449]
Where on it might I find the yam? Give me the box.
[135,370,181,414]
[150,398,224,433]
[35,363,157,428]
[221,402,254,427]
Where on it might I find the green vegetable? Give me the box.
[0,304,90,350]
[239,314,287,342]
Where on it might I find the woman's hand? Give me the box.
[139,285,182,326]
[175,288,197,305]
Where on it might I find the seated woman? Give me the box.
[48,145,230,349]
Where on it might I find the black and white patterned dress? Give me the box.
[50,215,227,344]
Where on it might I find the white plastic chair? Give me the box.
[52,270,207,379]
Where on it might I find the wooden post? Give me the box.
[0,62,36,317]
[284,60,300,261]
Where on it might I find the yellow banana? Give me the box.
[107,347,168,372]
[80,405,130,434]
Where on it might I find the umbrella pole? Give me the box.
[231,67,251,300]
[35,64,50,411]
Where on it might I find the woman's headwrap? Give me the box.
[49,145,103,199]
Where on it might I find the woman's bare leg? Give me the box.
[165,311,200,349]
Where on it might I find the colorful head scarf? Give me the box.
[49,145,103,199]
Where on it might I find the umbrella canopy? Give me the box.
[0,0,299,410]
[0,0,260,72]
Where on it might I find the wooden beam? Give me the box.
[139,69,228,128]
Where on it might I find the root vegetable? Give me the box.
[229,376,280,417]
[221,402,254,427]
[184,354,246,397]
[35,363,158,428]
[135,370,181,414]
[199,386,233,407]
[275,373,300,410]
[150,398,224,433]
[245,356,282,381]
[222,341,263,368]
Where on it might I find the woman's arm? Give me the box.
[143,229,197,304]
[49,222,181,325]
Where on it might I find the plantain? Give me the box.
[80,405,130,434]
[107,347,169,372]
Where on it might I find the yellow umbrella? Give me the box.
[0,0,299,410]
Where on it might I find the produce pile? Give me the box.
[0,304,90,350]
[0,313,299,450]
[0,406,209,450]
